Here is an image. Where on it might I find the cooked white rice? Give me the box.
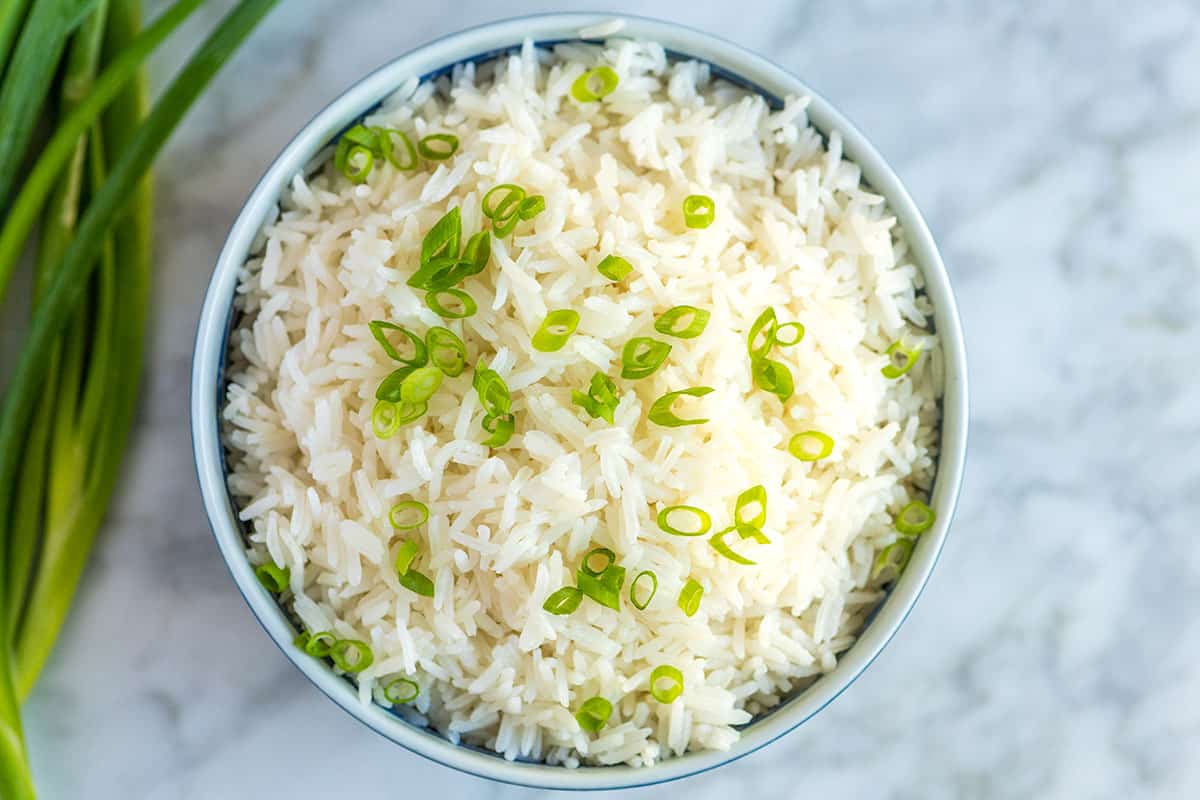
[222,35,941,767]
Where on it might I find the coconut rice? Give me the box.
[221,36,941,767]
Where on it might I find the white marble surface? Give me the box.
[17,1,1200,797]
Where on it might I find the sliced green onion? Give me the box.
[425,288,476,318]
[376,127,417,170]
[372,399,426,438]
[788,431,834,461]
[394,540,420,575]
[330,639,374,673]
[426,327,467,377]
[384,677,420,704]
[773,321,805,346]
[419,207,461,270]
[649,665,683,703]
[895,501,935,536]
[254,562,290,593]
[369,321,428,367]
[571,65,619,102]
[620,337,671,379]
[656,505,712,537]
[751,357,794,403]
[376,366,417,402]
[400,365,443,404]
[398,568,435,597]
[575,696,613,733]
[581,547,616,578]
[678,578,703,617]
[517,195,545,220]
[571,371,620,424]
[407,255,462,291]
[343,145,374,184]
[872,538,914,582]
[708,529,756,565]
[682,194,715,229]
[457,229,491,279]
[577,565,625,611]
[492,212,520,238]
[648,386,713,428]
[733,522,770,544]
[389,500,429,530]
[630,570,658,610]
[597,254,632,281]
[482,183,525,220]
[473,368,512,416]
[734,485,767,530]
[417,133,458,160]
[481,412,515,447]
[293,631,310,650]
[532,309,580,352]
[882,341,922,378]
[654,306,710,339]
[542,586,583,615]
[305,631,336,658]
[747,308,777,360]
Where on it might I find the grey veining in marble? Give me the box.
[13,0,1200,797]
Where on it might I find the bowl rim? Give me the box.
[190,11,968,791]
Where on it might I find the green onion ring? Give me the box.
[678,578,703,617]
[630,570,658,610]
[399,568,435,597]
[482,183,526,220]
[542,586,583,615]
[571,371,620,424]
[473,368,512,416]
[751,357,794,403]
[304,631,337,658]
[575,696,613,733]
[376,366,417,402]
[330,639,374,673]
[425,288,477,319]
[369,321,428,367]
[649,665,684,703]
[399,365,444,404]
[417,133,459,160]
[788,431,834,461]
[389,500,429,530]
[708,529,756,565]
[372,399,426,438]
[384,677,420,704]
[343,145,374,184]
[734,485,767,530]
[532,309,581,352]
[596,254,633,281]
[620,337,672,379]
[571,66,619,102]
[426,327,468,377]
[517,194,546,220]
[773,321,805,346]
[418,207,462,273]
[682,194,715,229]
[647,386,713,428]
[747,308,777,360]
[375,127,418,170]
[654,305,711,339]
[882,341,922,378]
[656,505,712,537]
[872,538,914,582]
[580,547,616,578]
[254,562,289,593]
[481,412,515,447]
[895,501,936,536]
[394,540,420,575]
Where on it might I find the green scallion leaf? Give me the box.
[654,305,710,339]
[425,288,476,318]
[788,430,834,461]
[872,538,914,582]
[656,505,712,537]
[399,568,435,597]
[389,500,429,530]
[399,365,443,404]
[473,368,512,416]
[882,340,922,378]
[394,540,420,576]
[708,528,756,565]
[254,562,290,593]
[330,639,374,673]
[532,309,580,352]
[895,500,935,536]
[596,253,632,282]
[482,183,525,220]
[678,578,703,617]
[384,677,420,704]
[620,337,671,379]
[304,631,337,658]
[372,399,426,439]
[751,357,794,403]
[647,386,713,428]
[426,326,467,377]
[419,207,462,269]
[517,194,545,220]
[456,229,491,280]
[570,65,618,102]
[417,133,458,160]
[649,665,683,703]
[481,412,515,447]
[630,570,658,610]
[571,371,620,424]
[369,321,428,367]
[575,696,613,733]
[577,566,624,611]
[542,586,583,615]
[682,194,715,229]
[376,366,417,402]
[734,485,767,530]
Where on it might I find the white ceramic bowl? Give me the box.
[191,12,968,790]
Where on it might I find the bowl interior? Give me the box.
[191,12,967,791]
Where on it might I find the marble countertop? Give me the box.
[20,1,1200,797]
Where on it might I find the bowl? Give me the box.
[191,12,968,791]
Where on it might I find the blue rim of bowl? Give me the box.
[190,12,968,791]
